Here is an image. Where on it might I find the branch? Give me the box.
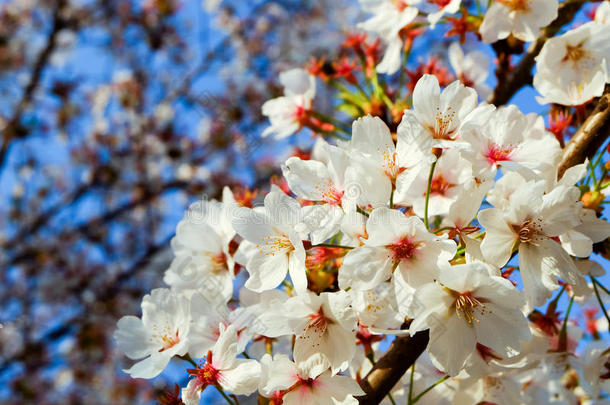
[558,88,610,179]
[489,0,588,106]
[0,0,69,172]
[0,180,189,269]
[357,331,429,405]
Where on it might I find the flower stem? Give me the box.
[215,384,236,405]
[412,375,450,403]
[592,277,610,333]
[592,276,610,295]
[408,363,415,405]
[424,161,437,231]
[179,354,198,368]
[559,295,574,351]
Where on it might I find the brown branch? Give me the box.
[357,331,429,405]
[489,0,588,106]
[558,88,610,179]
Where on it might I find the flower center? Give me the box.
[317,181,344,205]
[188,351,221,388]
[293,104,309,125]
[387,237,419,261]
[453,291,485,324]
[513,219,543,244]
[205,251,229,273]
[497,0,530,12]
[382,151,406,180]
[258,234,293,256]
[158,330,180,352]
[306,306,332,333]
[428,107,456,140]
[485,144,514,166]
[429,174,454,196]
[563,42,589,65]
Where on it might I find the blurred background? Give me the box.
[0,0,606,404]
[0,0,357,403]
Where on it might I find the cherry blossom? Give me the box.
[448,42,492,99]
[163,187,237,302]
[257,290,358,374]
[114,288,191,379]
[262,68,316,138]
[478,173,587,307]
[480,0,558,43]
[358,0,420,74]
[258,353,364,404]
[398,74,492,153]
[407,263,531,375]
[232,187,308,293]
[534,21,610,105]
[338,207,456,291]
[182,324,260,404]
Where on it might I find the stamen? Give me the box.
[513,219,544,245]
[485,144,514,166]
[158,330,180,352]
[454,291,485,324]
[315,180,344,205]
[428,107,456,140]
[257,234,293,256]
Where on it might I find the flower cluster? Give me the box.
[115,1,610,404]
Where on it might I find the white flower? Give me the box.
[182,324,260,404]
[258,291,358,374]
[259,353,364,404]
[560,207,610,258]
[480,0,558,44]
[395,148,473,217]
[448,43,492,100]
[534,22,610,106]
[345,115,428,209]
[358,0,420,74]
[338,207,456,292]
[164,187,237,302]
[441,177,492,239]
[282,142,354,244]
[461,105,561,181]
[187,290,262,358]
[478,174,587,307]
[575,340,610,399]
[407,263,531,376]
[232,187,308,293]
[262,68,316,138]
[520,356,580,405]
[398,74,492,153]
[114,288,191,379]
[349,282,403,330]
